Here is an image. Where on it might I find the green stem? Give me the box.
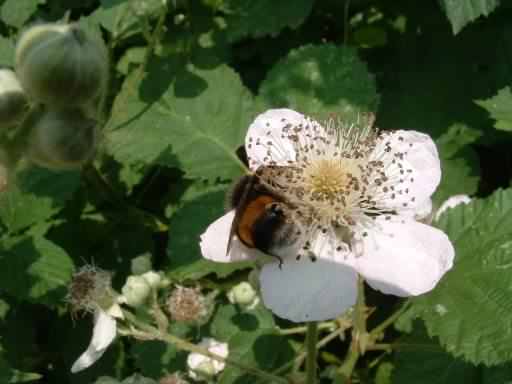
[305,322,319,384]
[278,321,335,335]
[255,326,348,384]
[338,344,359,382]
[123,311,289,384]
[354,276,367,335]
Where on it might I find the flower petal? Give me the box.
[71,310,116,373]
[373,130,441,212]
[245,109,307,170]
[259,258,358,322]
[200,210,263,262]
[354,217,454,296]
[435,194,471,221]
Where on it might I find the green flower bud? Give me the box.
[131,253,153,275]
[15,23,108,106]
[27,106,97,170]
[227,281,259,309]
[0,69,27,128]
[121,275,151,308]
[141,271,162,289]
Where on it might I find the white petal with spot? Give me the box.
[354,216,454,296]
[372,130,441,212]
[245,109,308,170]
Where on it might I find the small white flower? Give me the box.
[68,266,123,373]
[227,282,260,309]
[200,109,455,322]
[187,338,229,380]
[435,194,471,221]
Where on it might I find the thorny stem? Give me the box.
[338,276,366,381]
[305,322,319,384]
[122,310,290,384]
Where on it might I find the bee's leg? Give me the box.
[273,254,283,269]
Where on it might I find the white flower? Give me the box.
[200,109,455,322]
[187,338,229,380]
[71,303,123,373]
[435,194,471,221]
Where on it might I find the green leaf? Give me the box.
[1,0,39,28]
[220,332,280,383]
[375,362,394,384]
[0,234,74,305]
[439,0,501,35]
[220,0,314,42]
[475,87,512,131]
[0,355,42,383]
[166,184,253,281]
[435,124,482,159]
[88,0,165,40]
[211,304,275,341]
[210,303,291,383]
[131,340,178,378]
[376,6,511,140]
[106,62,252,180]
[433,124,481,205]
[393,323,479,384]
[0,167,80,234]
[219,331,287,384]
[259,44,379,120]
[0,36,15,67]
[406,188,512,365]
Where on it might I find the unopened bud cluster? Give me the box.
[121,270,168,308]
[1,22,109,171]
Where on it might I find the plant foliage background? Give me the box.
[1,0,512,383]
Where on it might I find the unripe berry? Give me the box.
[15,23,108,106]
[27,106,97,170]
[0,68,27,128]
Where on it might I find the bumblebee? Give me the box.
[226,168,300,267]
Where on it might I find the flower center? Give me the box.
[303,158,347,201]
[302,157,366,207]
